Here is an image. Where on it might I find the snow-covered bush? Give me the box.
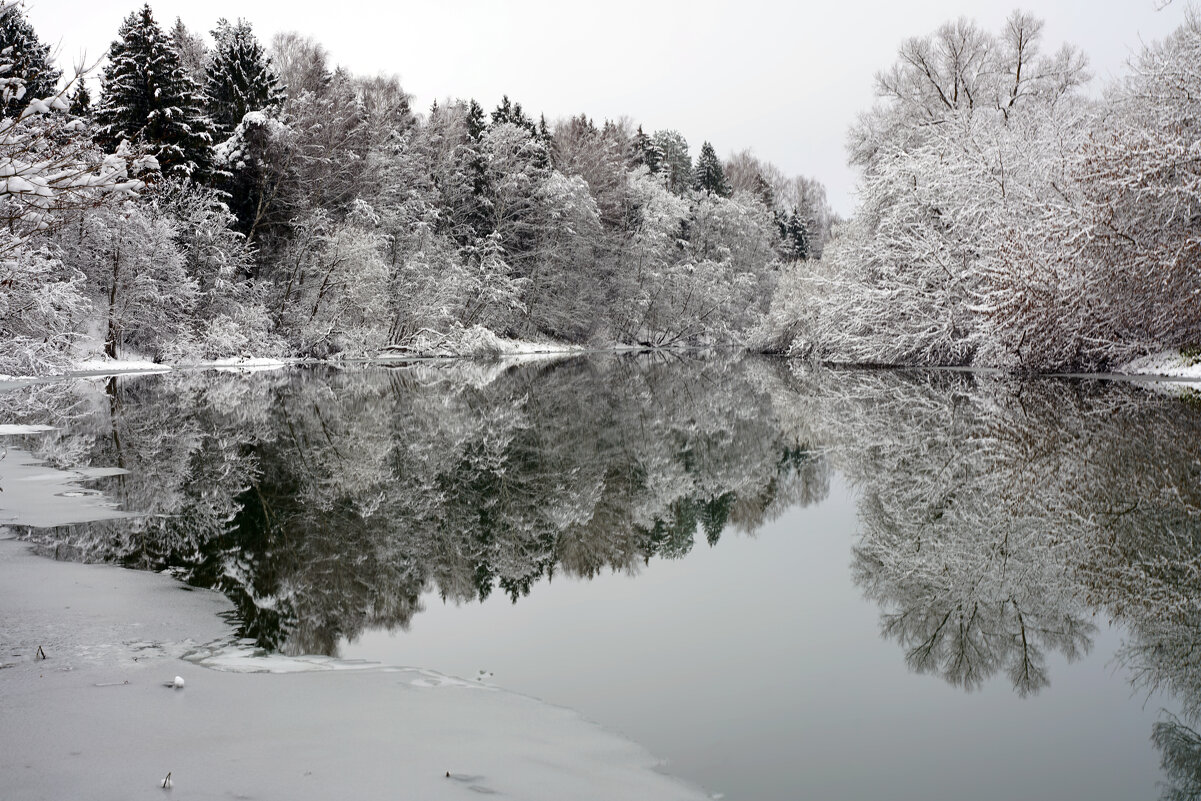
[0,243,89,375]
[270,203,393,356]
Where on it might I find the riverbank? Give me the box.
[0,520,709,801]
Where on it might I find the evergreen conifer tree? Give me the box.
[204,18,284,141]
[0,4,61,118]
[95,4,213,181]
[781,208,809,261]
[461,99,493,243]
[652,129,691,194]
[693,141,730,197]
[68,82,91,118]
[466,98,487,142]
[490,94,534,133]
[631,125,662,173]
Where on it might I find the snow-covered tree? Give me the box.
[212,108,295,245]
[168,17,207,87]
[0,1,155,374]
[0,2,60,118]
[95,4,213,181]
[779,12,1094,368]
[57,199,198,359]
[150,179,276,359]
[67,82,90,118]
[692,140,730,197]
[205,18,284,141]
[270,203,392,356]
[269,31,330,97]
[630,124,662,174]
[651,129,691,195]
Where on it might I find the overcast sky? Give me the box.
[27,0,1188,215]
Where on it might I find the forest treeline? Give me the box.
[0,2,833,374]
[1,2,1197,374]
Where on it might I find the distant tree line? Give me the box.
[0,1,834,373]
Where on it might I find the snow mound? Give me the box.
[71,357,172,377]
[204,356,289,373]
[1119,350,1201,380]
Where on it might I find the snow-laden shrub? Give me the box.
[0,242,89,374]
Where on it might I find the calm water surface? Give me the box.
[2,356,1199,800]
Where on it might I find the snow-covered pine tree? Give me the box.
[490,94,537,134]
[169,17,207,87]
[780,208,808,262]
[463,98,493,242]
[630,125,661,173]
[693,141,731,197]
[95,4,213,181]
[651,129,691,195]
[67,82,90,118]
[0,2,61,118]
[205,18,284,141]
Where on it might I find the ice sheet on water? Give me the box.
[0,539,711,801]
[0,445,133,528]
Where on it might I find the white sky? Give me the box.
[28,0,1189,215]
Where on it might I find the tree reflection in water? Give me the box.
[1,356,827,655]
[772,368,1201,799]
[3,357,1200,798]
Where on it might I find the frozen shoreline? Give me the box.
[4,346,1199,388]
[0,536,710,801]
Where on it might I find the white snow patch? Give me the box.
[1118,350,1201,380]
[204,356,289,373]
[0,423,53,435]
[380,325,585,360]
[71,357,172,377]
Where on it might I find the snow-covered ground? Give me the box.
[1118,350,1201,381]
[0,446,710,801]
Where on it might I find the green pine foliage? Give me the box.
[95,4,213,181]
[205,18,284,141]
[0,3,62,118]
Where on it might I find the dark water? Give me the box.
[2,356,1200,800]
